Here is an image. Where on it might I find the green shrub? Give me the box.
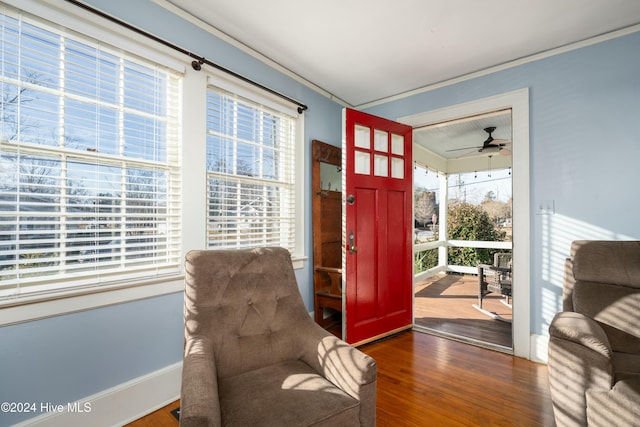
[447,202,507,267]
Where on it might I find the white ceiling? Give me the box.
[413,109,512,159]
[165,0,640,107]
[162,0,640,161]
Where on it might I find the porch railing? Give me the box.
[414,239,512,282]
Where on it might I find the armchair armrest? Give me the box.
[548,311,615,427]
[299,324,377,393]
[297,321,377,426]
[549,311,612,358]
[180,336,221,427]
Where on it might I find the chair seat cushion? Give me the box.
[586,377,640,427]
[219,359,360,426]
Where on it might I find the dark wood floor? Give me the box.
[362,331,554,426]
[127,331,554,427]
[414,273,512,349]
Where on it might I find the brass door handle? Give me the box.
[349,231,358,254]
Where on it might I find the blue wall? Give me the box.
[365,30,640,336]
[0,293,183,425]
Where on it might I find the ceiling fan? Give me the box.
[447,126,512,156]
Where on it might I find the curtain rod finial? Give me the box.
[297,105,308,114]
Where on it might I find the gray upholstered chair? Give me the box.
[548,240,640,427]
[180,247,377,426]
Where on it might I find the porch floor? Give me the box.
[414,273,512,349]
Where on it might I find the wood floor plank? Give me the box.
[125,400,180,427]
[126,331,554,426]
[360,331,554,426]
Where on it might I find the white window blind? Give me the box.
[206,86,297,252]
[0,10,182,299]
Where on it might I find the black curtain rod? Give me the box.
[64,0,308,114]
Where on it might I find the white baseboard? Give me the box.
[530,333,549,364]
[13,362,182,427]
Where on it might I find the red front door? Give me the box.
[343,108,413,345]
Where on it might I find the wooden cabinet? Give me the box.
[312,140,343,329]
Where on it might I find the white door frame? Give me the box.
[398,88,531,360]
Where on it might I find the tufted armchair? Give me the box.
[548,240,640,427]
[180,247,377,426]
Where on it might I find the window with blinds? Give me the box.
[0,11,182,299]
[206,87,297,253]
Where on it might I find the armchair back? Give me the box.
[566,240,640,354]
[184,247,314,379]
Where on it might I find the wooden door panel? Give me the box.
[385,190,409,314]
[352,187,377,323]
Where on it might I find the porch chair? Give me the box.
[473,252,512,322]
[180,247,377,426]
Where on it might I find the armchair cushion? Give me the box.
[572,240,640,288]
[573,280,640,354]
[612,352,640,381]
[586,377,640,427]
[219,360,360,426]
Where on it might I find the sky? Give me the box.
[414,165,512,205]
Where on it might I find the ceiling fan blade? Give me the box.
[455,149,482,158]
[500,148,512,156]
[446,146,482,152]
[487,138,510,146]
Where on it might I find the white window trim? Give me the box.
[0,277,184,326]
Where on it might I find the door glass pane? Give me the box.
[355,150,370,175]
[374,154,388,177]
[355,125,370,149]
[374,129,388,152]
[391,157,404,178]
[391,134,404,155]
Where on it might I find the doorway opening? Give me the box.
[413,161,513,351]
[398,88,530,358]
